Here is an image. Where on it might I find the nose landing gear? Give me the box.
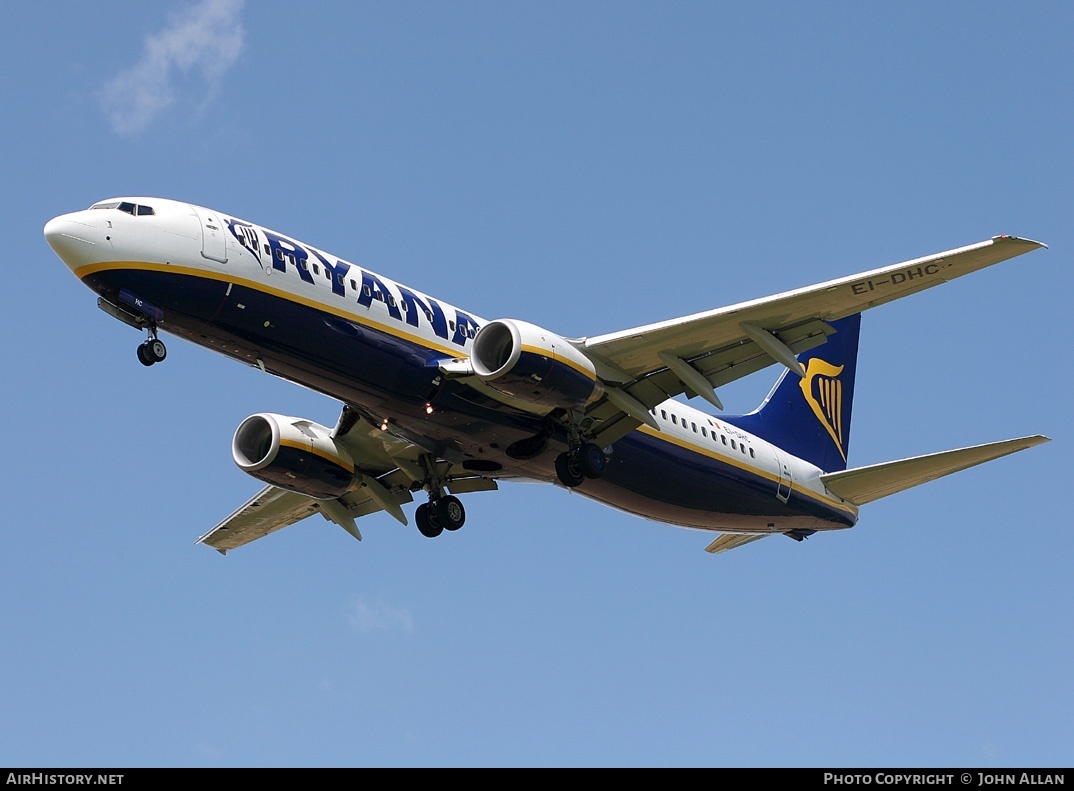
[136,331,167,366]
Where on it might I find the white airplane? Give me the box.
[45,197,1049,555]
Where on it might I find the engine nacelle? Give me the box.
[232,413,356,500]
[470,319,599,410]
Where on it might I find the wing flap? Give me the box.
[820,435,1050,506]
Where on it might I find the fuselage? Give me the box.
[45,197,858,536]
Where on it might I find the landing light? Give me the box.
[425,403,434,415]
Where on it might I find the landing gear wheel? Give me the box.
[555,451,585,488]
[436,495,465,531]
[137,338,167,366]
[578,442,607,479]
[415,502,443,538]
[146,338,167,362]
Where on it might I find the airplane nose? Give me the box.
[44,212,98,270]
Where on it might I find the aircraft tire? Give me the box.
[436,495,465,531]
[137,342,155,367]
[579,443,607,479]
[147,338,167,363]
[416,503,443,538]
[555,452,585,488]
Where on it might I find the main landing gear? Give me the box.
[412,453,467,538]
[555,442,607,488]
[136,328,167,367]
[414,495,465,538]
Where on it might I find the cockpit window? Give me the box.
[89,201,155,216]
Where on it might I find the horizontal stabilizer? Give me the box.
[820,435,1050,506]
[704,532,770,555]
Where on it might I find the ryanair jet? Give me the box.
[44,198,1049,555]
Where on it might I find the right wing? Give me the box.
[576,236,1046,447]
[583,236,1046,380]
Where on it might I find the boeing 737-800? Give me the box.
[44,198,1049,555]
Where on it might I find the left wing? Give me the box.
[196,407,498,554]
[574,235,1045,446]
[196,484,331,553]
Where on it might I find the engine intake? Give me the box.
[470,319,599,409]
[233,413,356,499]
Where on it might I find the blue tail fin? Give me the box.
[722,313,861,472]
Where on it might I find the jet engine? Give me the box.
[232,413,356,499]
[470,319,600,410]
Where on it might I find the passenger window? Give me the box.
[660,410,667,420]
[701,427,707,437]
[350,280,357,290]
[671,415,677,425]
[731,439,737,450]
[691,422,697,432]
[363,285,371,297]
[312,264,320,275]
[721,436,727,446]
[749,448,755,458]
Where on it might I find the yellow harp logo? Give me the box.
[799,358,847,462]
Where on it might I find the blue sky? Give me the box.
[3,1,1071,768]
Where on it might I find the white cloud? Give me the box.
[347,595,415,634]
[100,0,245,136]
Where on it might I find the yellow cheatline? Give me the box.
[636,424,857,517]
[76,260,467,358]
[278,437,355,473]
[518,344,597,381]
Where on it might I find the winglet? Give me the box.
[993,234,1047,250]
